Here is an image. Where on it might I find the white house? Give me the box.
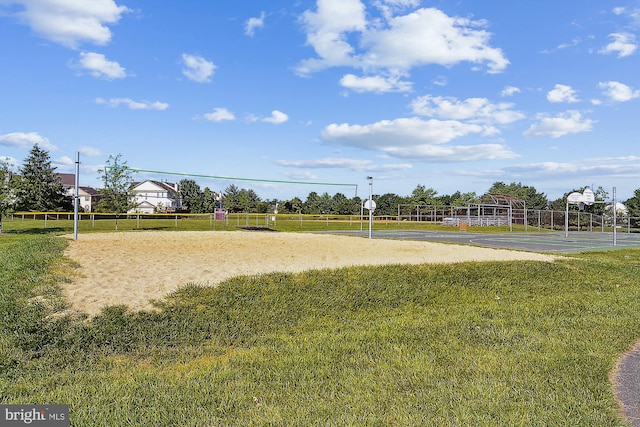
[57,173,101,212]
[130,180,181,214]
[606,202,628,217]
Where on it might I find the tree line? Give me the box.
[2,147,640,233]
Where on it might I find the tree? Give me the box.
[450,191,479,206]
[179,179,204,213]
[317,192,333,214]
[375,193,404,216]
[588,186,609,216]
[303,191,321,214]
[486,181,548,209]
[283,196,303,214]
[409,185,438,205]
[14,144,71,212]
[625,189,640,228]
[223,184,242,213]
[0,160,14,233]
[222,185,263,213]
[96,154,135,229]
[332,192,356,215]
[202,187,218,213]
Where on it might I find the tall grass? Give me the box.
[1,232,639,425]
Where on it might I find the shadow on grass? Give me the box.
[4,227,69,235]
[135,227,173,231]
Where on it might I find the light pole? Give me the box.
[367,176,373,239]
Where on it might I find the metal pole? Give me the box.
[509,201,513,232]
[73,152,80,240]
[565,202,569,238]
[613,187,617,247]
[368,176,373,239]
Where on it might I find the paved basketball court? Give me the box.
[325,230,640,254]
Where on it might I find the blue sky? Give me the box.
[1,0,639,201]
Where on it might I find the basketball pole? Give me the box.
[613,187,617,247]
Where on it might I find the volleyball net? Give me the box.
[125,167,360,215]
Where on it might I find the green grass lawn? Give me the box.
[1,213,553,234]
[1,231,639,426]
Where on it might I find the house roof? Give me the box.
[135,201,156,208]
[57,173,76,187]
[78,186,99,196]
[131,180,179,193]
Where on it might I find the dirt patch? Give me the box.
[62,230,557,317]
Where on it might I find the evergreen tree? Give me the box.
[14,144,71,211]
[223,184,241,213]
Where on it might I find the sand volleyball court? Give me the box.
[63,230,557,316]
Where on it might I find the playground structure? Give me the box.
[398,193,639,233]
[399,194,527,230]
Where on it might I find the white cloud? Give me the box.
[245,11,265,36]
[613,7,626,16]
[77,52,126,79]
[276,157,412,172]
[547,84,579,103]
[281,170,318,180]
[598,81,640,102]
[78,146,104,157]
[501,86,520,97]
[410,95,525,125]
[339,73,412,93]
[612,7,640,27]
[297,3,508,76]
[261,110,289,124]
[182,54,216,83]
[523,111,594,138]
[55,155,73,166]
[298,0,366,72]
[600,32,638,58]
[555,37,582,50]
[432,76,447,86]
[203,108,236,122]
[505,159,640,180]
[95,97,169,110]
[1,0,130,48]
[374,0,420,20]
[0,131,58,150]
[321,117,517,161]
